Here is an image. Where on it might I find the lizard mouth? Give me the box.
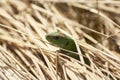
[46,35,52,41]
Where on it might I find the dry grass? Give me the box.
[0,0,120,80]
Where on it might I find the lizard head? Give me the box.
[46,32,66,47]
[46,32,77,51]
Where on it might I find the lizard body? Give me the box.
[46,32,90,65]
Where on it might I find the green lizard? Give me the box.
[46,32,90,65]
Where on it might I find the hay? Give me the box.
[0,0,120,80]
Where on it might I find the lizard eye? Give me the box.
[54,36,60,40]
[65,41,69,46]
